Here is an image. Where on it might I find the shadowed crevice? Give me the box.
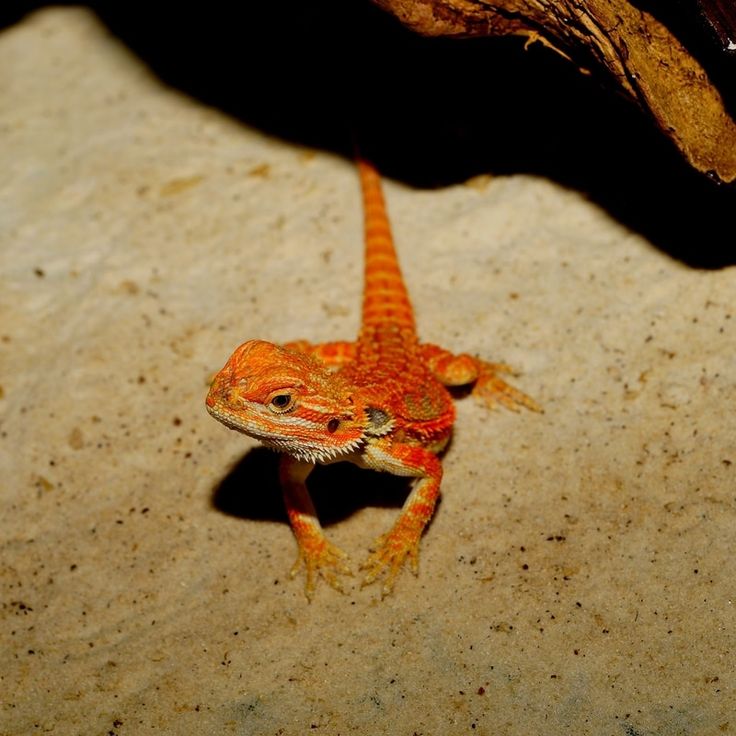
[3,1,734,266]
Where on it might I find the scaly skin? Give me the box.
[206,159,540,599]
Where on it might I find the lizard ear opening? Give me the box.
[365,407,393,436]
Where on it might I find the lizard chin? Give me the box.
[262,436,365,465]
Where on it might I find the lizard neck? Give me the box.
[357,159,417,346]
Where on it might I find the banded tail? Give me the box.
[357,159,416,335]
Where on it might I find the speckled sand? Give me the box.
[2,8,735,736]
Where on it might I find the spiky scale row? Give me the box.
[358,158,415,334]
[206,159,540,600]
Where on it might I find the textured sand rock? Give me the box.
[1,8,734,735]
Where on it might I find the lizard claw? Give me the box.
[360,530,421,598]
[290,538,352,601]
[473,369,542,413]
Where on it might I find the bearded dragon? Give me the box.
[206,159,540,599]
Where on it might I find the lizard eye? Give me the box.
[267,392,295,413]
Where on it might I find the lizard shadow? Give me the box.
[211,447,425,528]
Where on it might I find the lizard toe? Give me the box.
[291,539,353,601]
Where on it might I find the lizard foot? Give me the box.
[473,364,542,413]
[360,526,421,598]
[289,538,353,601]
[290,537,352,601]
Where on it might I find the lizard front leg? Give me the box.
[359,441,443,597]
[279,455,352,599]
[421,343,541,412]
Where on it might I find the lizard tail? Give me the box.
[357,158,416,335]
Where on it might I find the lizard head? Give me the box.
[206,340,366,463]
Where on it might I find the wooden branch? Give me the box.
[373,0,736,183]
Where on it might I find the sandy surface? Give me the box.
[2,8,735,736]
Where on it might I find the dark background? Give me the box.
[2,1,735,267]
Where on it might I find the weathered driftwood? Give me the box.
[373,0,736,183]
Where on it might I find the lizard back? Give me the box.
[346,160,455,436]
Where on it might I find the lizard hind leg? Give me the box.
[421,343,542,413]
